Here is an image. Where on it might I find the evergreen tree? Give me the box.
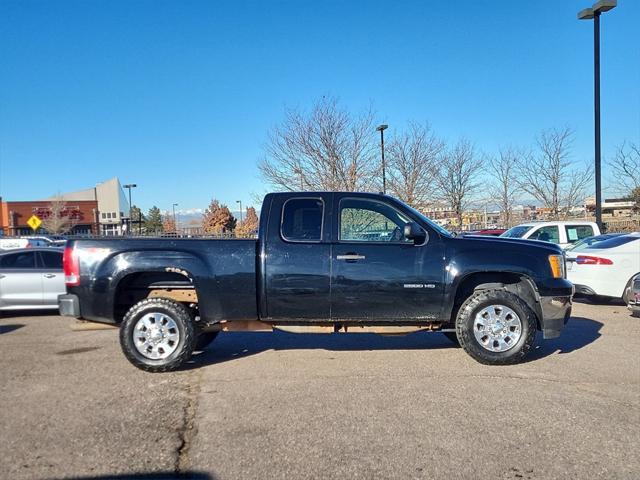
[236,206,259,237]
[130,205,145,233]
[145,206,164,234]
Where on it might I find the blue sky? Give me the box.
[1,0,638,213]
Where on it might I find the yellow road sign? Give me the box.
[27,215,42,231]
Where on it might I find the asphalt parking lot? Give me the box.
[1,300,638,480]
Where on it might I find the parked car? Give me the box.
[0,237,50,250]
[0,236,66,251]
[564,233,624,253]
[59,192,573,372]
[465,229,507,236]
[0,248,65,311]
[627,274,640,317]
[566,232,640,303]
[501,221,600,249]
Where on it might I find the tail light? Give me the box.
[63,246,80,286]
[575,255,613,265]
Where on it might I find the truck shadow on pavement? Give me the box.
[187,316,603,369]
[0,323,24,334]
[53,472,214,480]
[527,316,602,361]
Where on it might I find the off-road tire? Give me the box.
[443,331,460,346]
[195,331,220,351]
[120,298,196,372]
[456,289,537,365]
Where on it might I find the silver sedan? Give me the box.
[0,248,66,312]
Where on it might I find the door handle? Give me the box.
[0,274,5,279]
[336,254,366,262]
[44,274,56,278]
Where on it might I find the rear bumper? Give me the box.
[539,294,572,339]
[58,294,81,318]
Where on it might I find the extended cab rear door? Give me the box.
[262,193,333,321]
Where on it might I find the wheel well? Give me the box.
[114,272,195,323]
[450,272,541,329]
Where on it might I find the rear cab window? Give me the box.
[565,225,594,244]
[281,198,324,242]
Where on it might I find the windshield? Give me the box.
[404,205,452,237]
[501,226,531,238]
[566,233,623,252]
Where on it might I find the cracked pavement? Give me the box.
[1,300,638,479]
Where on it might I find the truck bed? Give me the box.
[66,237,258,324]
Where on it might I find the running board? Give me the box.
[205,321,443,335]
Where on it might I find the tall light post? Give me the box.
[172,203,178,233]
[236,200,243,226]
[376,124,388,194]
[123,183,137,235]
[578,0,616,230]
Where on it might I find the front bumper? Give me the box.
[58,294,81,318]
[539,295,572,339]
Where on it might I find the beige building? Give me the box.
[46,177,131,235]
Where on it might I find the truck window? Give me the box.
[530,225,560,244]
[339,198,411,243]
[281,198,324,242]
[565,225,594,243]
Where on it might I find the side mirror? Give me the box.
[404,222,426,244]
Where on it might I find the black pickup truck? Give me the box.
[59,192,573,372]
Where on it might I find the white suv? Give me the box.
[500,221,601,249]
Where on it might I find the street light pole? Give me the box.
[578,0,616,231]
[236,200,243,226]
[376,124,388,194]
[172,203,178,233]
[123,183,137,235]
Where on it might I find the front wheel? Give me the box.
[456,289,537,365]
[120,298,197,372]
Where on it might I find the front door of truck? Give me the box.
[263,195,332,321]
[331,196,443,321]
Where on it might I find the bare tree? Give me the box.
[488,147,522,228]
[259,97,379,192]
[434,139,483,230]
[386,122,444,208]
[516,127,592,219]
[608,141,640,197]
[41,196,76,234]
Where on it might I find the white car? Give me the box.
[567,232,640,302]
[501,221,600,249]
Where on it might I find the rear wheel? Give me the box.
[120,298,196,372]
[456,289,537,365]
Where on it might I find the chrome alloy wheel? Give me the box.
[473,304,522,352]
[133,313,180,360]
